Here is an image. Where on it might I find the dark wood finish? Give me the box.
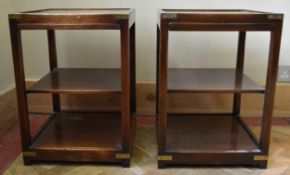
[166,114,260,153]
[9,8,135,167]
[9,19,32,150]
[157,9,281,31]
[259,20,283,155]
[120,18,131,167]
[233,32,246,115]
[168,68,264,93]
[157,17,169,158]
[156,25,160,115]
[31,112,121,151]
[23,8,133,14]
[47,30,61,112]
[156,9,283,168]
[9,8,135,30]
[27,68,121,94]
[130,24,136,114]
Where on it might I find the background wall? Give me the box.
[0,0,15,93]
[1,0,290,91]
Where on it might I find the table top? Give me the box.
[9,8,135,29]
[157,9,283,28]
[158,9,283,20]
[12,8,134,16]
[160,9,268,14]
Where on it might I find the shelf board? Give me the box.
[168,68,265,93]
[30,112,122,151]
[27,68,121,94]
[166,114,260,153]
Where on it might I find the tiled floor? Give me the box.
[1,116,290,175]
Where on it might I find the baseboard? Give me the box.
[0,87,18,137]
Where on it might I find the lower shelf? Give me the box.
[24,112,134,165]
[166,114,260,153]
[31,112,122,151]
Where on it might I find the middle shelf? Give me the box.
[168,68,265,93]
[27,68,121,94]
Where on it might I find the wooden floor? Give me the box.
[4,125,290,175]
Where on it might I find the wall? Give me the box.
[0,0,18,136]
[0,0,15,92]
[2,0,288,85]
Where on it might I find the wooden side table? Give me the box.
[156,9,283,168]
[9,8,136,167]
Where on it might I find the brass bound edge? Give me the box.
[157,155,172,161]
[268,14,283,20]
[23,151,37,157]
[9,14,20,19]
[116,153,130,159]
[162,14,177,19]
[254,155,268,161]
[114,14,128,20]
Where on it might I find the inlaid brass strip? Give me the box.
[162,14,177,19]
[157,155,172,161]
[116,153,130,159]
[114,14,128,20]
[254,155,268,161]
[23,151,37,157]
[268,14,283,20]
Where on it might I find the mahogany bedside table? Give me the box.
[9,8,136,167]
[156,9,283,168]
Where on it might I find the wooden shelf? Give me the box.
[168,68,265,93]
[166,114,260,153]
[31,112,122,151]
[27,68,121,94]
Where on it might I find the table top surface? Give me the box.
[11,8,134,16]
[159,9,277,15]
[157,9,283,24]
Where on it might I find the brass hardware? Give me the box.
[116,153,130,159]
[114,14,128,20]
[162,14,177,19]
[268,14,283,20]
[157,155,172,161]
[254,155,268,161]
[9,14,20,19]
[23,151,37,157]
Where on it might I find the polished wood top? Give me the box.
[17,8,134,15]
[161,9,268,14]
[9,8,135,29]
[159,9,282,17]
[158,9,283,27]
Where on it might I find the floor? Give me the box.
[1,116,290,175]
